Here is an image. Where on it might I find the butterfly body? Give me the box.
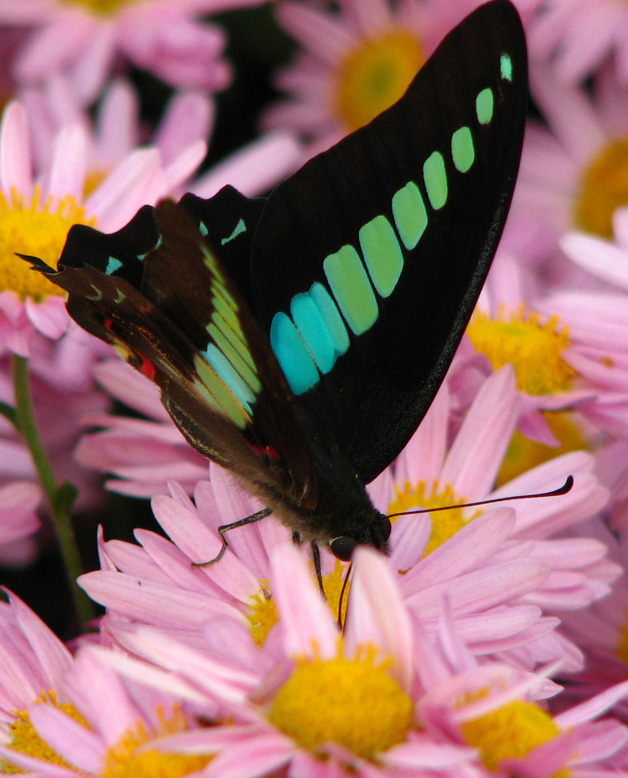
[25,0,527,562]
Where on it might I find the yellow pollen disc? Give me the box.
[59,0,142,15]
[321,559,350,626]
[575,137,628,238]
[267,643,414,760]
[101,706,213,778]
[248,582,278,647]
[2,690,89,773]
[461,699,569,777]
[248,563,350,647]
[467,307,575,395]
[388,480,479,557]
[498,411,588,486]
[0,186,95,301]
[334,30,424,132]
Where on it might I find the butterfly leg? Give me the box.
[292,533,325,595]
[194,507,272,566]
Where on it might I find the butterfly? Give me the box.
[24,0,527,574]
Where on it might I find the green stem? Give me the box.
[12,353,94,629]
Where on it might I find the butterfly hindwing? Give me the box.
[26,202,317,509]
[250,0,527,483]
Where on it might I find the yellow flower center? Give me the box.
[461,698,569,777]
[59,0,143,15]
[248,582,278,647]
[3,693,210,777]
[267,643,414,760]
[101,706,212,778]
[0,186,94,301]
[497,411,588,486]
[334,30,424,132]
[467,307,575,395]
[389,480,480,557]
[2,690,89,773]
[248,562,350,646]
[574,137,628,238]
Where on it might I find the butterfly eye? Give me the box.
[329,536,357,561]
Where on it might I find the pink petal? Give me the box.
[0,102,32,197]
[270,543,338,659]
[347,547,414,690]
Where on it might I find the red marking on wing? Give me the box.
[103,319,157,380]
[136,353,157,380]
[249,443,281,461]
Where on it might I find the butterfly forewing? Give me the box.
[250,0,527,483]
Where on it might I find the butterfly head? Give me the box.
[328,512,391,561]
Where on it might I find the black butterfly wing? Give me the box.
[249,0,528,484]
[25,201,317,509]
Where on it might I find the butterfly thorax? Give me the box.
[244,438,391,557]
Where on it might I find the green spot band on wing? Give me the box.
[359,215,404,298]
[309,282,349,355]
[500,52,513,81]
[208,320,260,393]
[192,243,262,426]
[221,218,247,245]
[291,291,337,373]
[323,244,378,335]
[392,181,427,250]
[105,256,122,275]
[203,343,256,412]
[476,87,494,125]
[270,312,319,395]
[423,151,448,210]
[451,126,475,173]
[193,355,250,429]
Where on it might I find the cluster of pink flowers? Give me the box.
[1,0,628,776]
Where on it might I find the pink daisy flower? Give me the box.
[263,0,486,146]
[0,589,75,755]
[372,366,615,667]
[531,227,628,440]
[527,0,628,86]
[80,467,345,651]
[0,0,265,105]
[20,74,306,202]
[512,63,628,267]
[93,544,628,778]
[459,253,628,452]
[0,99,176,354]
[21,75,211,194]
[77,373,611,674]
[0,629,212,775]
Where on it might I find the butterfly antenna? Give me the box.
[387,475,574,519]
[338,561,353,630]
[311,542,325,595]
